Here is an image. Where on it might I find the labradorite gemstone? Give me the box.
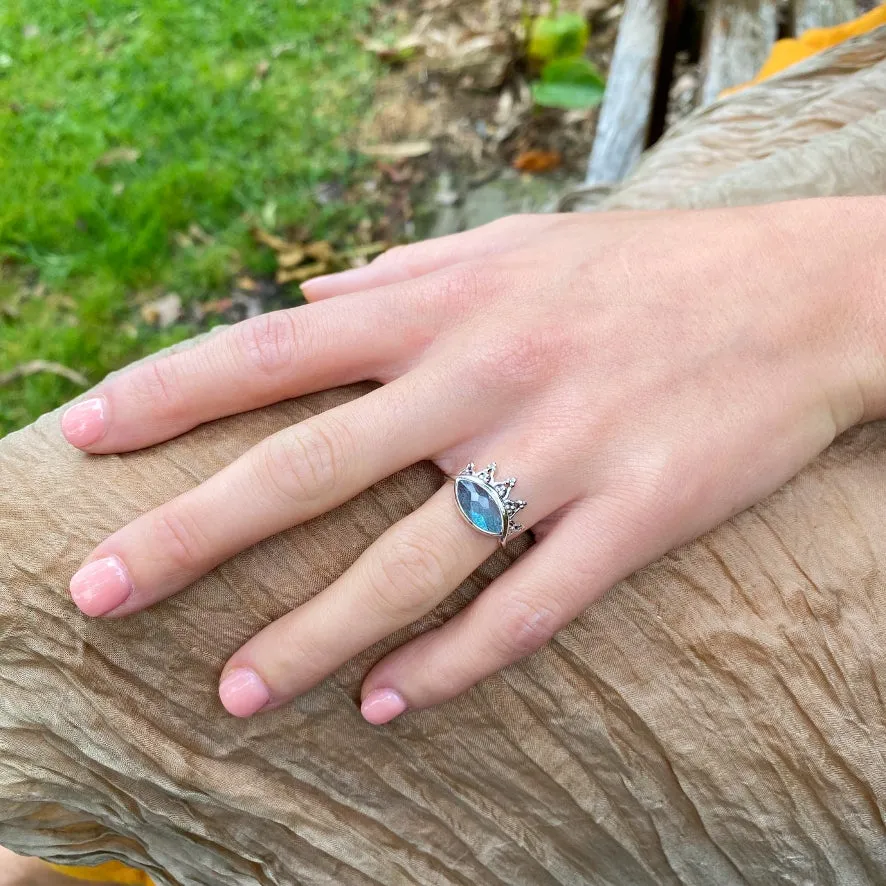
[456,477,504,536]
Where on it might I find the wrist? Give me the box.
[763,196,886,430]
[828,196,886,425]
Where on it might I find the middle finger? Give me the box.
[218,484,499,716]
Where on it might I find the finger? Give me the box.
[68,372,466,618]
[216,485,498,717]
[301,214,557,301]
[359,504,648,722]
[60,294,415,454]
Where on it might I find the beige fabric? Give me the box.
[3,25,886,886]
[577,23,886,213]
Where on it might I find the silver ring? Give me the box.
[452,462,526,545]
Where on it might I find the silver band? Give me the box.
[451,462,526,545]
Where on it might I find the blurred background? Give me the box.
[0,0,621,436]
[1,0,875,436]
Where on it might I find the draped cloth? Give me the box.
[4,23,886,886]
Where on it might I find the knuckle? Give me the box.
[261,419,347,504]
[390,530,447,591]
[435,263,485,312]
[483,214,529,234]
[610,440,688,517]
[127,358,185,417]
[388,246,430,283]
[232,310,299,377]
[643,463,682,512]
[375,243,409,268]
[366,530,447,619]
[491,594,561,659]
[150,509,206,573]
[467,326,562,393]
[397,262,494,332]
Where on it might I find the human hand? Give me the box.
[61,201,885,724]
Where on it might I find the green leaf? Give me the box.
[531,56,606,110]
[528,13,589,62]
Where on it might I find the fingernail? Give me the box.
[219,667,271,718]
[301,266,372,298]
[360,688,407,725]
[61,396,107,448]
[69,555,133,616]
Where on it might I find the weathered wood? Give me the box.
[794,0,857,35]
[584,0,670,185]
[699,0,778,106]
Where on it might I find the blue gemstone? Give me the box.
[456,477,504,536]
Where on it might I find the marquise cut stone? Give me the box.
[456,477,504,536]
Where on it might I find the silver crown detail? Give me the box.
[458,462,527,540]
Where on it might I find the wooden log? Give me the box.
[699,0,778,106]
[584,0,670,185]
[794,0,857,35]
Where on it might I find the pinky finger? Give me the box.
[301,214,558,301]
[359,503,646,722]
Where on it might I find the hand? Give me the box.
[61,201,885,724]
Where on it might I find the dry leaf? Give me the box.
[363,35,424,63]
[513,149,562,173]
[187,223,213,245]
[304,241,334,263]
[96,146,140,168]
[140,293,182,328]
[492,84,532,144]
[253,228,294,252]
[276,262,328,285]
[361,140,432,159]
[276,247,306,269]
[339,241,389,261]
[424,29,512,89]
[236,276,260,292]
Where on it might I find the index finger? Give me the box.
[60,293,414,455]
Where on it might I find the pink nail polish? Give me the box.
[69,555,133,616]
[61,396,107,448]
[361,688,407,725]
[219,668,271,718]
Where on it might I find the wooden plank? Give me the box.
[794,0,857,35]
[699,0,778,106]
[584,0,670,185]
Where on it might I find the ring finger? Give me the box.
[218,459,556,717]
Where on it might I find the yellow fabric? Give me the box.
[46,860,155,885]
[725,3,886,94]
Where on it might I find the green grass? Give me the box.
[0,0,377,434]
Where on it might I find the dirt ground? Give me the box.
[360,0,623,179]
[351,0,624,239]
